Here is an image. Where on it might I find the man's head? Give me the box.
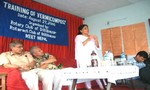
[29,46,44,58]
[135,51,148,62]
[9,40,23,54]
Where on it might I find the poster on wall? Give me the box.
[0,0,68,46]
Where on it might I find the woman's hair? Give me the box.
[77,24,88,35]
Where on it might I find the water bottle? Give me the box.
[107,50,114,66]
[107,50,113,61]
[91,50,98,67]
[103,51,109,60]
[120,52,126,65]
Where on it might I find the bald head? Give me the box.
[29,46,44,58]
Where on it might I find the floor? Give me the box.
[77,85,145,90]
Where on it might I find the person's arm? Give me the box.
[25,52,35,69]
[93,35,99,48]
[82,37,91,46]
[41,55,57,64]
[3,63,20,68]
[0,53,19,68]
[39,55,57,69]
[82,35,99,48]
[29,60,35,68]
[39,63,49,69]
[3,63,31,71]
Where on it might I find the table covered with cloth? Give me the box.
[60,66,139,90]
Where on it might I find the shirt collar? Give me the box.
[10,51,15,56]
[9,51,24,56]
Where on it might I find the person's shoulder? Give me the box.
[0,52,11,59]
[24,51,31,55]
[42,53,50,57]
[75,35,84,39]
[24,51,33,57]
[127,57,136,62]
[45,53,49,55]
[144,58,150,67]
[128,57,134,61]
[75,35,82,37]
[45,53,55,58]
[0,51,11,55]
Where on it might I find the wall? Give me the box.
[84,0,150,59]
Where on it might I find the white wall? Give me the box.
[84,0,150,59]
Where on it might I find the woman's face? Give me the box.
[80,26,89,35]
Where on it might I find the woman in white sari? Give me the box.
[75,24,104,90]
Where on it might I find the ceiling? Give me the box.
[33,0,143,18]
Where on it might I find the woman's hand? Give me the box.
[88,35,98,41]
[88,35,95,39]
[93,35,98,41]
[90,35,99,48]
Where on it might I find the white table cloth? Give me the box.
[60,66,139,90]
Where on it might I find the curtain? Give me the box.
[0,0,83,67]
[122,22,148,55]
[101,27,122,56]
[101,22,148,56]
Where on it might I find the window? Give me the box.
[101,22,148,56]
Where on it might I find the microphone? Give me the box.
[25,55,29,63]
[25,55,27,57]
[25,55,30,67]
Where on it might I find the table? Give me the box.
[62,66,139,90]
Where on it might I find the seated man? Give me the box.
[29,46,72,90]
[0,40,38,90]
[29,46,62,70]
[126,51,148,89]
[139,54,150,90]
[127,51,148,69]
[0,40,56,90]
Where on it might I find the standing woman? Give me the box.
[75,24,104,90]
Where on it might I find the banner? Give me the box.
[0,0,68,46]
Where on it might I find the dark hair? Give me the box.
[77,24,88,35]
[136,51,148,59]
